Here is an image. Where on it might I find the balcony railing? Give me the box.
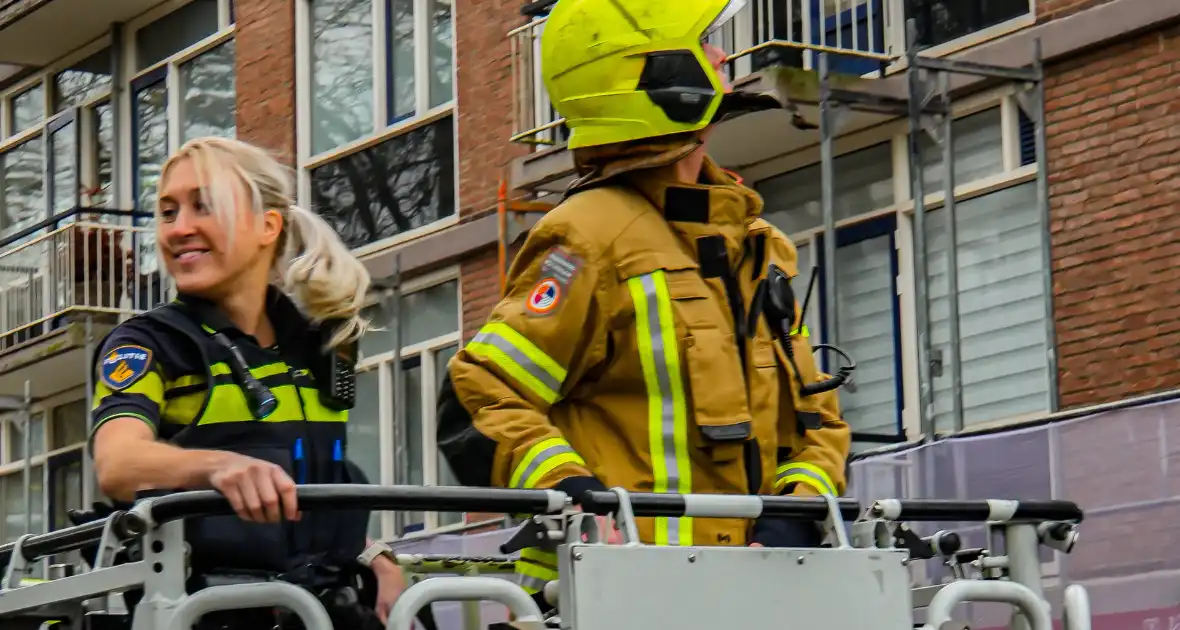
[0,208,174,351]
[509,0,897,146]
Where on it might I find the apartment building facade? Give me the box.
[0,0,1175,597]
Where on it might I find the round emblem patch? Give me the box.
[526,278,562,315]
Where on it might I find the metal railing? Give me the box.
[0,208,174,349]
[509,0,896,145]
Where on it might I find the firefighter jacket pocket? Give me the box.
[616,252,752,464]
[186,445,294,574]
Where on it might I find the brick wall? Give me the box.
[1047,22,1180,409]
[454,0,533,336]
[234,0,296,166]
[1036,0,1113,22]
[454,0,529,221]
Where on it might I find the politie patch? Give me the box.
[526,278,562,316]
[101,345,153,391]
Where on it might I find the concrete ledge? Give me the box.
[361,210,545,281]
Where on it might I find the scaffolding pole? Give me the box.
[812,18,1049,437]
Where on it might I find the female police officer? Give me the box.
[88,136,404,628]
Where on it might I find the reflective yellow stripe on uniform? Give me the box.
[199,363,346,424]
[775,461,837,496]
[627,270,692,546]
[510,437,586,489]
[467,322,568,404]
[516,547,559,594]
[790,325,810,337]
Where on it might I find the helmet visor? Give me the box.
[703,0,748,38]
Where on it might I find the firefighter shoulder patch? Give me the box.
[101,345,153,391]
[525,247,583,317]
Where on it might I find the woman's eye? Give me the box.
[158,208,177,222]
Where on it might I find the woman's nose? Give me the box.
[163,207,199,237]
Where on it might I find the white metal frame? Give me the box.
[749,85,1049,439]
[354,265,462,538]
[117,0,236,214]
[293,0,459,257]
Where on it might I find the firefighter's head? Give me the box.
[540,0,771,151]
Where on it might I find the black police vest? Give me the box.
[109,304,371,578]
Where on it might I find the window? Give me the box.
[925,181,1051,428]
[0,396,88,551]
[754,99,1048,441]
[347,272,461,539]
[309,116,455,250]
[904,0,1032,49]
[131,0,237,215]
[301,0,456,251]
[307,0,455,157]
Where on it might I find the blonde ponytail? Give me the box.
[278,204,372,349]
[157,136,372,350]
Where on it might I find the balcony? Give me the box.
[507,0,1037,193]
[0,209,173,398]
[0,0,165,66]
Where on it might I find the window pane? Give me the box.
[2,466,44,541]
[54,48,113,112]
[312,0,374,155]
[429,0,453,108]
[88,102,114,209]
[50,400,87,450]
[51,457,83,531]
[389,0,416,122]
[51,121,77,214]
[919,108,1005,193]
[310,116,456,249]
[398,361,424,533]
[180,39,237,142]
[11,85,44,136]
[1,137,45,238]
[434,344,462,526]
[135,82,168,213]
[349,368,383,539]
[925,182,1050,430]
[10,413,45,460]
[135,0,220,71]
[401,279,459,346]
[830,234,898,435]
[359,279,460,358]
[906,0,1030,49]
[756,142,894,235]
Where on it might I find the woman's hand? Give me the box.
[371,557,407,625]
[205,452,300,523]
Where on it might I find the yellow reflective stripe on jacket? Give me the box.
[790,325,810,337]
[775,462,837,496]
[468,322,568,404]
[199,362,346,425]
[510,437,586,489]
[627,270,692,546]
[516,547,559,594]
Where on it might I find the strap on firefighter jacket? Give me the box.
[89,296,370,581]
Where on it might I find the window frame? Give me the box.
[748,84,1050,441]
[117,0,236,214]
[293,0,460,254]
[353,265,462,539]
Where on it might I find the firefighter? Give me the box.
[437,0,851,605]
[88,137,403,630]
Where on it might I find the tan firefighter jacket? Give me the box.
[447,150,850,553]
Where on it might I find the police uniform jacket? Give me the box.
[89,288,369,577]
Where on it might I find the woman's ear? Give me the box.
[260,208,284,247]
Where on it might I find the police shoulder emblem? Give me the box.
[526,278,562,316]
[101,345,154,391]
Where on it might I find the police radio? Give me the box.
[763,263,856,397]
[318,322,358,411]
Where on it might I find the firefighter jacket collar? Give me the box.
[623,154,764,270]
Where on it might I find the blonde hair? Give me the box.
[157,136,372,350]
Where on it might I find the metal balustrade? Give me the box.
[0,212,174,349]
